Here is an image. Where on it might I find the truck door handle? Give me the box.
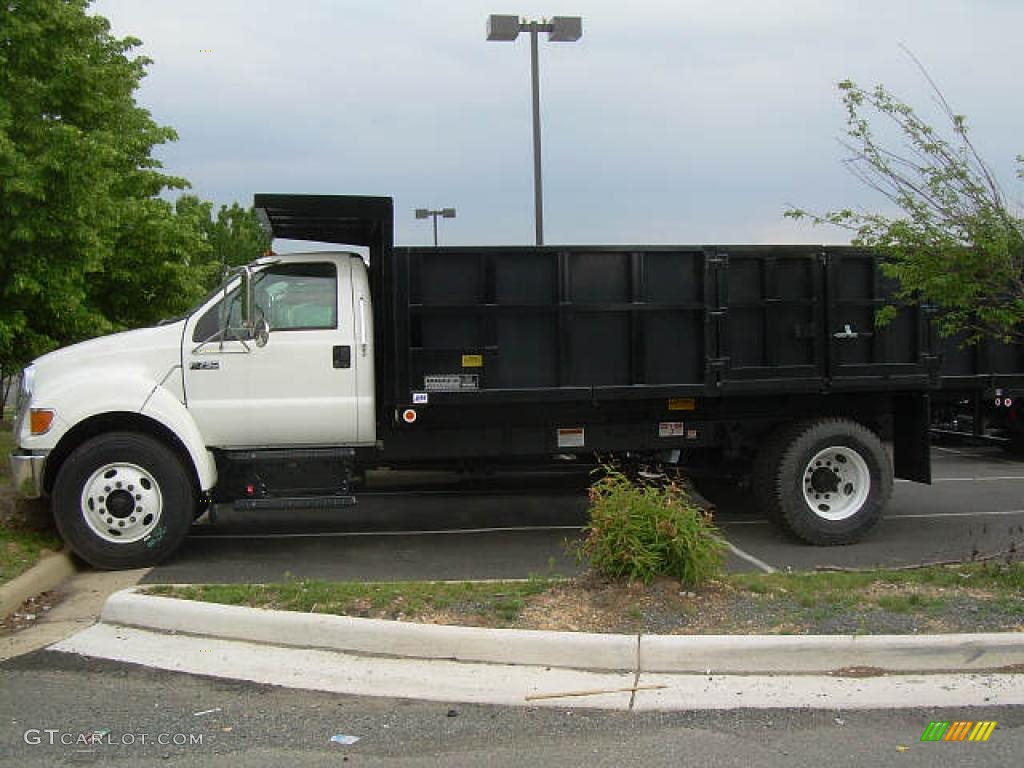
[333,345,352,369]
[833,324,873,340]
[358,296,368,356]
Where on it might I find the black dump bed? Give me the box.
[254,195,1024,421]
[392,244,1017,405]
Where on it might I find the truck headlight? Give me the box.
[15,365,35,428]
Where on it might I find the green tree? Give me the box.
[0,0,202,367]
[175,195,271,288]
[787,60,1024,344]
[206,200,272,277]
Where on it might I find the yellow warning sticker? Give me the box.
[462,354,483,368]
[668,398,696,411]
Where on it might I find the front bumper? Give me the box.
[9,452,46,499]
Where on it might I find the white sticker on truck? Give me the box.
[424,375,479,392]
[659,421,685,438]
[412,392,429,404]
[556,427,585,449]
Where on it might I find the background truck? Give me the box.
[9,194,1024,569]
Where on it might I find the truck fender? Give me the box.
[35,372,217,493]
[140,384,218,491]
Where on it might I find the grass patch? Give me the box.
[148,576,557,626]
[875,593,946,614]
[143,560,1024,635]
[0,527,62,583]
[0,421,12,483]
[0,419,62,583]
[725,561,1021,629]
[726,560,1024,601]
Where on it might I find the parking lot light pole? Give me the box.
[487,14,583,246]
[415,207,457,246]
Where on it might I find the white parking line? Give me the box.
[897,476,1024,483]
[933,446,1024,465]
[189,505,1024,541]
[887,509,1024,520]
[189,524,584,540]
[725,542,776,573]
[722,507,1024,526]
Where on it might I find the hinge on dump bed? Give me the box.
[921,353,943,384]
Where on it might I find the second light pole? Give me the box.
[487,14,582,246]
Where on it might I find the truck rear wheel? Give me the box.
[755,418,892,545]
[53,432,195,569]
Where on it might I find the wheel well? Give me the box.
[43,412,200,495]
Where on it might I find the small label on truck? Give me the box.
[424,374,480,392]
[556,427,585,449]
[658,421,685,438]
[412,392,429,404]
[461,354,483,368]
[668,398,696,411]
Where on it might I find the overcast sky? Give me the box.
[91,0,1023,249]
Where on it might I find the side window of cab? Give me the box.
[192,263,338,343]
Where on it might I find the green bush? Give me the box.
[574,466,727,585]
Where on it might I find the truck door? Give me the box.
[183,259,365,447]
[825,248,933,388]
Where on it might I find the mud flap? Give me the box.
[893,392,931,484]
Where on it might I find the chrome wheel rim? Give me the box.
[801,446,870,521]
[81,463,163,544]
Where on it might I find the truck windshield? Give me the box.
[157,270,242,327]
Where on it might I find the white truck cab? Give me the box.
[9,251,374,568]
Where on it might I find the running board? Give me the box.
[233,496,357,511]
[221,448,356,463]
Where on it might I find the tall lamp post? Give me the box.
[487,14,582,246]
[415,207,456,246]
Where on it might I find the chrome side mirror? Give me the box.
[240,266,256,330]
[254,317,270,348]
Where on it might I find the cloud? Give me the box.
[92,0,1024,246]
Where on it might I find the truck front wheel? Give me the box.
[53,432,196,569]
[756,419,892,545]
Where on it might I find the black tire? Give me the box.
[756,418,892,545]
[52,432,196,569]
[751,422,802,523]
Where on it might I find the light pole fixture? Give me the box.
[487,14,582,246]
[415,207,457,246]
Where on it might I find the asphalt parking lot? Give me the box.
[143,443,1024,584]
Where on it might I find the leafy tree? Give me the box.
[787,59,1024,344]
[0,0,200,367]
[175,195,271,287]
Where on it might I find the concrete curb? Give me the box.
[0,551,77,618]
[102,589,636,670]
[103,588,1024,674]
